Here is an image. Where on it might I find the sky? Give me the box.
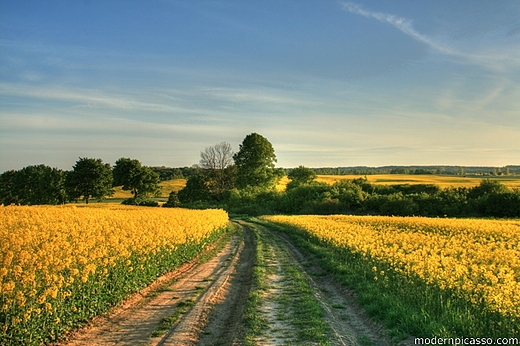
[1,1,519,171]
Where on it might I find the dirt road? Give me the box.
[59,221,408,346]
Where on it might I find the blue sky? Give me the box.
[1,1,519,171]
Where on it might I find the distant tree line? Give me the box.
[1,132,519,218]
[176,162,519,218]
[0,162,217,206]
[312,165,520,176]
[226,177,519,218]
[150,166,202,181]
[165,135,520,218]
[0,157,161,206]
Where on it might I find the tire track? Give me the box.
[166,223,255,346]
[60,220,402,346]
[60,231,244,346]
[248,220,395,346]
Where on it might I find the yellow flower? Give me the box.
[36,294,46,304]
[3,280,15,294]
[0,205,228,339]
[16,291,26,307]
[263,214,520,318]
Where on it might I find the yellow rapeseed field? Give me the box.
[315,174,520,189]
[263,215,520,319]
[0,205,228,345]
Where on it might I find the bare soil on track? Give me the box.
[59,221,411,346]
[242,220,404,346]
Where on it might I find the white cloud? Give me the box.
[202,87,307,105]
[340,2,454,55]
[0,112,233,138]
[0,83,197,114]
[339,2,520,72]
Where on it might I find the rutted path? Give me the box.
[59,220,404,346]
[239,220,395,346]
[60,227,252,346]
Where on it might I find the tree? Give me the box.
[233,133,279,189]
[468,179,509,200]
[0,170,18,205]
[163,191,181,207]
[200,142,236,197]
[287,165,317,188]
[0,165,67,205]
[178,174,211,203]
[200,142,234,171]
[36,165,67,205]
[113,158,161,202]
[66,158,113,204]
[151,167,184,180]
[333,180,366,211]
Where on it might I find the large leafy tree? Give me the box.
[178,174,211,203]
[0,165,67,205]
[66,157,113,204]
[113,158,160,201]
[233,133,279,189]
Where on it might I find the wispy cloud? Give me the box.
[0,83,207,114]
[0,111,235,143]
[339,2,520,72]
[340,2,454,54]
[201,87,316,106]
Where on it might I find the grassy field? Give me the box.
[112,179,188,199]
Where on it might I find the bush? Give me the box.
[178,175,211,203]
[364,193,418,216]
[281,182,335,214]
[478,192,520,217]
[225,187,281,215]
[138,199,159,207]
[333,180,367,212]
[438,187,470,217]
[163,191,181,208]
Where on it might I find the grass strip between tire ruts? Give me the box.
[243,220,330,345]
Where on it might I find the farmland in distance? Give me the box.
[111,174,520,201]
